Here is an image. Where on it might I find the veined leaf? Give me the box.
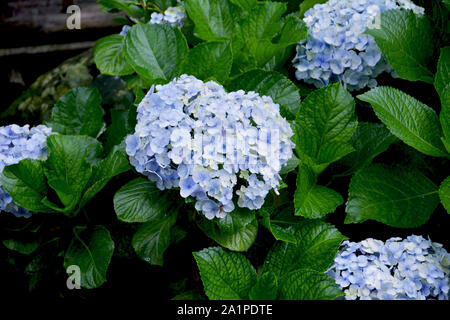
[132,211,178,266]
[0,159,53,213]
[197,207,258,252]
[345,164,439,227]
[358,87,448,158]
[182,41,233,83]
[113,178,172,223]
[435,47,450,148]
[124,23,188,83]
[47,87,105,138]
[366,9,434,83]
[193,247,257,300]
[64,225,114,289]
[279,269,343,300]
[264,220,347,278]
[440,176,450,213]
[185,0,242,41]
[293,82,357,174]
[249,272,278,300]
[94,34,134,76]
[294,165,343,218]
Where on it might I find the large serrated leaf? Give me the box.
[113,178,172,223]
[435,47,450,147]
[279,269,343,300]
[197,207,258,252]
[182,41,232,83]
[0,159,53,213]
[64,225,114,289]
[439,176,450,213]
[193,247,257,300]
[132,211,177,266]
[124,23,188,83]
[293,82,357,174]
[264,220,347,278]
[78,145,130,209]
[366,9,434,83]
[358,87,448,158]
[44,135,102,214]
[94,34,134,76]
[249,272,278,300]
[345,164,440,227]
[47,87,105,138]
[185,0,242,41]
[341,122,398,175]
[294,165,343,218]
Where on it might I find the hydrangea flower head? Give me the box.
[126,75,294,219]
[150,5,186,28]
[327,236,450,300]
[0,125,52,217]
[293,0,424,91]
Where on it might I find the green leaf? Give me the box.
[132,211,177,266]
[358,87,448,158]
[277,15,308,45]
[193,247,257,300]
[185,0,242,41]
[47,87,105,138]
[124,23,188,83]
[439,176,450,213]
[229,0,257,11]
[249,272,278,300]
[197,207,258,252]
[104,106,136,153]
[294,165,343,218]
[345,164,440,228]
[98,0,136,17]
[182,41,233,83]
[264,220,347,278]
[78,145,130,209]
[341,122,398,175]
[435,47,450,146]
[3,237,41,255]
[231,2,287,72]
[0,159,53,213]
[279,269,343,300]
[293,83,357,174]
[365,9,434,83]
[299,0,328,18]
[94,35,134,76]
[44,135,102,214]
[258,206,297,244]
[113,178,172,223]
[64,225,114,289]
[227,69,301,118]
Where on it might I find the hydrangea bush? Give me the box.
[327,236,450,300]
[293,0,424,90]
[0,0,448,302]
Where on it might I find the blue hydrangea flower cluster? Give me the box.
[149,4,186,28]
[125,75,294,219]
[293,0,424,91]
[0,125,52,218]
[327,236,450,300]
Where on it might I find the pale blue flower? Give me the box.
[293,0,424,90]
[328,236,450,300]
